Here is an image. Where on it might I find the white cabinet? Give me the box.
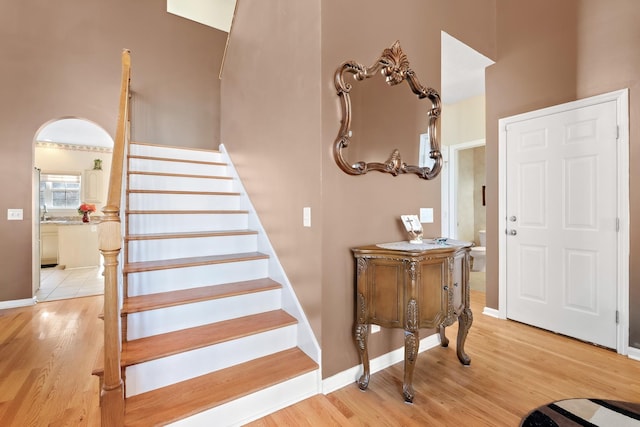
[40,224,59,266]
[83,169,103,203]
[58,224,100,268]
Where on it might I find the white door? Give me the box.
[505,100,618,349]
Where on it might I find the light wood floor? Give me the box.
[1,292,639,426]
[249,291,640,426]
[0,295,102,426]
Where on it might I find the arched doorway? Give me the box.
[33,117,113,301]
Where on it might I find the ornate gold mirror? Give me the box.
[333,41,442,180]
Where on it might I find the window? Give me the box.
[40,173,81,210]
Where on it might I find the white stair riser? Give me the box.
[125,325,298,397]
[127,259,269,296]
[129,174,233,192]
[167,370,320,427]
[127,289,282,340]
[129,158,227,176]
[128,193,240,211]
[130,144,223,163]
[128,213,249,234]
[128,234,258,263]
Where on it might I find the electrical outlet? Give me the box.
[7,209,23,220]
[371,325,381,334]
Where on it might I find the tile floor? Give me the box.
[36,264,104,302]
[469,271,486,292]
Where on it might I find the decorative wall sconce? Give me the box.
[333,41,442,180]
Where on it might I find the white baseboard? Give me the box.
[482,307,500,318]
[0,297,37,310]
[627,346,640,361]
[322,333,441,395]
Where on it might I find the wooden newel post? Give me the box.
[99,206,124,426]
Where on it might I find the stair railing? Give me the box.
[98,49,131,426]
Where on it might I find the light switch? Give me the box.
[303,207,311,227]
[7,209,23,220]
[420,208,433,223]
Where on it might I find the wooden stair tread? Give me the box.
[92,346,104,376]
[124,347,317,427]
[127,189,240,196]
[128,170,233,180]
[126,209,248,215]
[129,154,226,166]
[125,229,258,241]
[124,252,269,273]
[122,310,297,366]
[122,278,282,313]
[130,141,221,154]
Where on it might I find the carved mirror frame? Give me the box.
[333,41,442,180]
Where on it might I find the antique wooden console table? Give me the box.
[352,240,473,402]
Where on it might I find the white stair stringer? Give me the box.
[125,324,298,397]
[219,144,321,365]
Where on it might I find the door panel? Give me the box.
[506,100,618,349]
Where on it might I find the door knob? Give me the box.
[507,229,517,236]
[509,216,517,222]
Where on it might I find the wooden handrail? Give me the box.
[98,49,131,426]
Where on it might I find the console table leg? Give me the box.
[355,323,370,390]
[438,325,449,347]
[403,330,419,403]
[456,307,473,365]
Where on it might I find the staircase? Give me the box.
[94,141,320,426]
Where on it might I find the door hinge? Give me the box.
[616,310,619,324]
[616,217,620,232]
[616,125,620,140]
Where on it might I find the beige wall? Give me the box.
[573,0,640,349]
[474,146,487,244]
[220,0,324,339]
[222,0,495,378]
[456,146,486,244]
[320,1,496,377]
[442,95,487,146]
[485,0,579,311]
[486,0,640,348]
[0,0,226,301]
[442,96,487,245]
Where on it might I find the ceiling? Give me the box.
[441,32,494,105]
[166,0,236,32]
[36,118,113,148]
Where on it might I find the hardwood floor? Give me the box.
[249,290,640,426]
[0,295,102,426]
[1,291,639,426]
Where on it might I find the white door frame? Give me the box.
[442,139,486,239]
[498,89,629,355]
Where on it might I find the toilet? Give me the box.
[470,230,486,272]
